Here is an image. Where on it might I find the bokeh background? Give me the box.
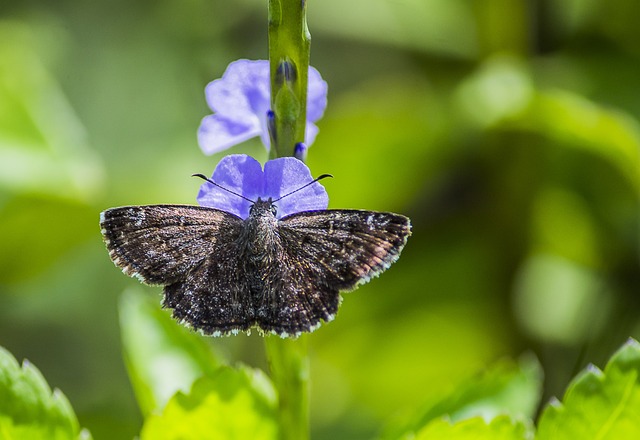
[1,0,638,438]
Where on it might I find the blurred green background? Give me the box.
[0,0,638,438]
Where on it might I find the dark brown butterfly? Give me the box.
[100,177,411,337]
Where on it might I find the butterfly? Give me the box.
[100,174,411,337]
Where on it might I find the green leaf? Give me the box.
[381,354,542,439]
[119,288,223,416]
[414,415,532,440]
[0,346,90,440]
[537,338,640,439]
[140,365,278,440]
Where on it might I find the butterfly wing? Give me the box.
[100,205,241,284]
[100,205,253,335]
[255,209,411,336]
[163,241,255,336]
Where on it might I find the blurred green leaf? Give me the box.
[413,415,532,440]
[456,55,640,194]
[0,346,90,440]
[529,187,600,267]
[0,20,104,202]
[537,338,640,439]
[523,90,640,193]
[140,365,278,440]
[455,55,534,128]
[513,254,609,345]
[119,288,223,416]
[381,354,542,439]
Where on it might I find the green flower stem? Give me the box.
[264,335,310,440]
[266,1,312,439]
[268,0,311,159]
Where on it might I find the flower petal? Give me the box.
[199,60,327,153]
[304,122,319,147]
[258,110,272,151]
[205,60,271,120]
[197,154,264,219]
[306,66,328,123]
[264,157,329,218]
[197,114,261,155]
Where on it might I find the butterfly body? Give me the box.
[100,201,411,337]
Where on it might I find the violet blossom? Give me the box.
[198,59,328,155]
[197,154,328,219]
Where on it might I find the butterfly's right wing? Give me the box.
[100,205,254,335]
[256,209,411,336]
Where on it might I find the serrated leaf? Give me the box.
[140,365,278,440]
[537,338,640,439]
[0,346,90,440]
[414,415,532,440]
[381,354,543,439]
[119,288,223,416]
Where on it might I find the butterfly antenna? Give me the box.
[273,174,333,202]
[192,174,255,203]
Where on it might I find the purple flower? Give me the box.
[197,154,329,219]
[198,59,328,155]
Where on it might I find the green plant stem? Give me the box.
[266,1,312,439]
[268,0,311,159]
[264,335,310,440]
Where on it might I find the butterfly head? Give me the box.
[193,172,333,220]
[250,198,278,218]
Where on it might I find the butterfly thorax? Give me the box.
[245,198,279,248]
[240,198,285,295]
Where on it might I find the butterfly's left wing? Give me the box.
[255,209,411,336]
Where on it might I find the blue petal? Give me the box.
[264,157,329,218]
[307,66,328,123]
[197,155,264,219]
[200,60,271,154]
[304,122,319,147]
[258,110,272,151]
[198,115,261,155]
[197,155,330,220]
[199,60,328,154]
[205,60,271,120]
